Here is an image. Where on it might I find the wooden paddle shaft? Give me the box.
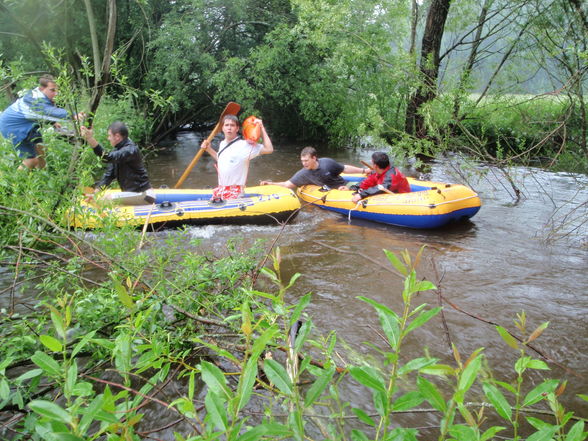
[174,102,241,189]
[361,160,373,170]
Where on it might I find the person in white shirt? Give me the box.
[200,114,273,200]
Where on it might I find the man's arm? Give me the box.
[258,121,273,155]
[342,164,368,174]
[260,180,296,189]
[200,139,218,161]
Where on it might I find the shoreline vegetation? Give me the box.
[0,0,586,438]
[0,206,586,439]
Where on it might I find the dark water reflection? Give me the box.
[146,132,588,425]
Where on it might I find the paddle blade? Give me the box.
[223,101,241,117]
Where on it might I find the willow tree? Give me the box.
[405,0,452,138]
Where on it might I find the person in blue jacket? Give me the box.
[0,74,84,169]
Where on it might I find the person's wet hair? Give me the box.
[108,121,129,138]
[222,114,240,126]
[372,151,390,169]
[300,146,317,158]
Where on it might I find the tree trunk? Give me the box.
[83,0,102,79]
[408,0,419,56]
[405,0,452,138]
[452,0,490,121]
[88,0,117,123]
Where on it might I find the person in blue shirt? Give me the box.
[0,74,84,169]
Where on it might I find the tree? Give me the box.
[405,0,452,139]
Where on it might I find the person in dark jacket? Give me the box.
[80,121,154,205]
[351,152,410,203]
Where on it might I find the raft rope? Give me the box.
[347,201,364,223]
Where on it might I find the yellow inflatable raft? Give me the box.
[297,177,481,229]
[68,185,301,229]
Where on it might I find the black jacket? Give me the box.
[93,137,151,192]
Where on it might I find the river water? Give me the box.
[146,131,588,424]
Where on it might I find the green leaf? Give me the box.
[48,305,65,339]
[374,389,388,417]
[285,272,302,290]
[496,326,519,349]
[40,334,63,353]
[358,296,399,322]
[290,293,311,326]
[417,376,446,412]
[114,333,131,374]
[480,426,506,441]
[236,356,258,412]
[457,353,482,394]
[64,362,78,399]
[495,380,517,394]
[294,320,312,353]
[564,421,584,441]
[385,427,418,441]
[113,277,134,309]
[205,391,228,431]
[527,359,550,370]
[526,426,559,441]
[0,379,10,401]
[200,361,230,400]
[392,391,424,411]
[50,434,85,441]
[79,395,104,435]
[383,249,408,275]
[71,330,96,358]
[419,364,454,376]
[349,366,387,394]
[241,301,252,337]
[14,368,43,384]
[249,289,278,302]
[413,280,436,292]
[191,338,239,364]
[304,367,335,407]
[28,400,72,424]
[358,296,400,348]
[237,422,292,441]
[31,351,61,377]
[350,429,370,441]
[448,424,478,441]
[523,379,559,407]
[72,382,93,397]
[483,383,512,422]
[398,357,438,376]
[263,359,293,395]
[405,307,441,333]
[351,407,376,427]
[250,326,277,360]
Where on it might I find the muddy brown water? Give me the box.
[2,130,587,438]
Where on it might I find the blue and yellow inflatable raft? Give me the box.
[68,185,301,229]
[297,177,481,229]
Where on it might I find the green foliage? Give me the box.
[1,229,586,440]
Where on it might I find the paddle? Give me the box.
[173,102,241,189]
[360,160,373,171]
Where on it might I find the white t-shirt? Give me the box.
[217,138,263,186]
